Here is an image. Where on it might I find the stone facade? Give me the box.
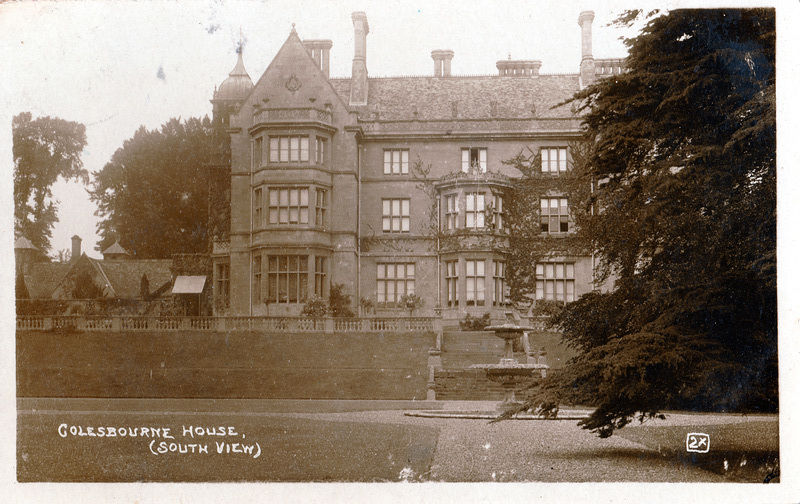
[211,11,622,319]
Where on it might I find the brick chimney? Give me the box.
[71,235,81,263]
[303,39,333,78]
[431,49,454,77]
[578,11,596,88]
[349,12,369,105]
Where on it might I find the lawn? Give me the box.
[17,410,439,482]
[615,419,779,482]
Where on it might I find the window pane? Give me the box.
[300,137,309,161]
[401,216,410,232]
[546,263,554,278]
[300,208,308,224]
[476,260,484,276]
[384,151,391,174]
[462,149,470,172]
[393,200,401,215]
[280,138,289,162]
[566,263,575,278]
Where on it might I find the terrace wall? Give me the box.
[17,329,435,400]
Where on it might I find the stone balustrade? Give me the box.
[16,315,438,334]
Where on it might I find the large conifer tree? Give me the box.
[511,9,776,437]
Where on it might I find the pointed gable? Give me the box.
[102,241,131,260]
[50,255,114,299]
[243,27,348,115]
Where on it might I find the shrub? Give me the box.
[301,295,328,317]
[329,284,355,318]
[399,293,423,316]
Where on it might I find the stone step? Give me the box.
[433,368,541,401]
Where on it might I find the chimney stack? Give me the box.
[431,49,454,77]
[349,12,369,105]
[578,11,596,88]
[303,39,333,78]
[496,59,542,77]
[71,235,81,263]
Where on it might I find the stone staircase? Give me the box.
[432,331,539,401]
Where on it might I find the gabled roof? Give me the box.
[26,262,71,298]
[38,255,173,299]
[98,259,173,298]
[329,74,580,122]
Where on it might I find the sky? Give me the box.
[0,0,647,258]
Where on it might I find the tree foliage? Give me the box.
[72,270,105,299]
[13,112,88,253]
[510,9,777,437]
[90,116,228,258]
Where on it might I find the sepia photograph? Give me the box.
[3,0,795,501]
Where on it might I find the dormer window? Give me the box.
[462,147,487,172]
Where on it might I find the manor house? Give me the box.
[210,11,624,318]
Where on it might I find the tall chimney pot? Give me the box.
[350,12,369,105]
[578,11,596,88]
[71,235,81,263]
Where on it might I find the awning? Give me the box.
[172,276,207,294]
